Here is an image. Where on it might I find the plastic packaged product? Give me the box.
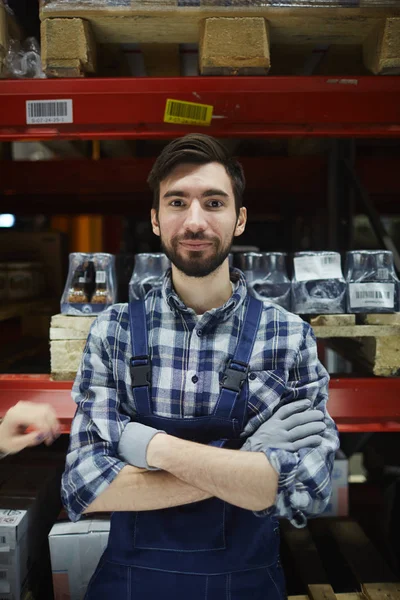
[292,251,346,315]
[345,250,399,313]
[4,38,45,79]
[236,252,291,310]
[61,253,116,315]
[129,253,170,301]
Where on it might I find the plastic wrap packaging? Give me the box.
[61,252,116,315]
[129,253,170,301]
[345,250,399,314]
[292,251,346,315]
[236,252,291,310]
[3,38,45,79]
[41,1,400,8]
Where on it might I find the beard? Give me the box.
[160,230,234,278]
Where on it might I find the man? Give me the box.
[62,134,339,599]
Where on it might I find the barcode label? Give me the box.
[26,100,73,124]
[294,254,343,282]
[164,99,213,126]
[349,283,395,309]
[377,268,389,280]
[0,571,7,580]
[96,271,106,284]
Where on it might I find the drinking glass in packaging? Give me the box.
[237,252,291,310]
[129,253,170,301]
[345,250,399,313]
[292,251,346,314]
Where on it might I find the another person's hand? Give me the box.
[241,400,326,453]
[0,401,60,456]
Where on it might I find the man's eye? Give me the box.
[208,200,223,208]
[170,200,184,207]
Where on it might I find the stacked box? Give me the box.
[49,517,111,600]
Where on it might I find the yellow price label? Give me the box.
[164,99,213,127]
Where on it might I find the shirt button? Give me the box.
[249,372,256,380]
[197,329,202,337]
[192,375,198,384]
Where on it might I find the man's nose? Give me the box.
[183,201,207,232]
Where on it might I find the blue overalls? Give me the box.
[85,296,286,600]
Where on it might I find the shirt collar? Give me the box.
[161,267,247,323]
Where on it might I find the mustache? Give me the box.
[178,232,215,242]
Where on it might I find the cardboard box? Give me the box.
[0,462,63,600]
[321,450,349,518]
[49,517,111,600]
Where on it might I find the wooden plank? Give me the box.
[50,314,96,340]
[362,583,400,600]
[308,584,338,600]
[199,17,270,76]
[50,339,86,375]
[280,521,330,587]
[310,315,356,327]
[312,325,400,338]
[328,521,396,585]
[361,314,400,326]
[363,18,400,75]
[40,7,400,47]
[41,17,97,77]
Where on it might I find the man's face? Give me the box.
[151,162,246,278]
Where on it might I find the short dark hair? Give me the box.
[147,134,245,216]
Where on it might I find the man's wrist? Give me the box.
[147,432,176,470]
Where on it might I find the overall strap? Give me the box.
[214,296,263,422]
[128,301,152,416]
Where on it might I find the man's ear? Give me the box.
[151,208,160,237]
[234,207,247,238]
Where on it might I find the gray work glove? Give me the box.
[118,422,166,470]
[241,400,326,453]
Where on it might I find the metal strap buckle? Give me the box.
[221,360,249,393]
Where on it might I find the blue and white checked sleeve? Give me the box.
[61,317,129,522]
[258,322,340,528]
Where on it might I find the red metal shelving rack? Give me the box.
[0,375,399,435]
[0,76,400,140]
[1,75,400,432]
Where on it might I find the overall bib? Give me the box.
[85,296,286,600]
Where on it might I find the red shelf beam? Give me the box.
[1,77,400,140]
[0,375,399,434]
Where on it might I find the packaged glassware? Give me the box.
[129,253,170,301]
[345,250,399,313]
[292,251,346,314]
[236,252,291,310]
[61,252,116,315]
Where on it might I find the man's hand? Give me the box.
[0,401,60,456]
[241,400,326,453]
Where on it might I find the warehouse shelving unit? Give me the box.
[1,75,400,433]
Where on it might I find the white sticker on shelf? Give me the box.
[293,255,343,282]
[349,282,395,309]
[96,271,106,284]
[26,99,73,124]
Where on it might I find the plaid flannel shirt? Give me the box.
[62,268,339,526]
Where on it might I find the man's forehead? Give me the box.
[161,162,233,194]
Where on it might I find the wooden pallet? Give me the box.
[39,3,400,77]
[50,313,96,381]
[281,517,399,600]
[310,313,400,377]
